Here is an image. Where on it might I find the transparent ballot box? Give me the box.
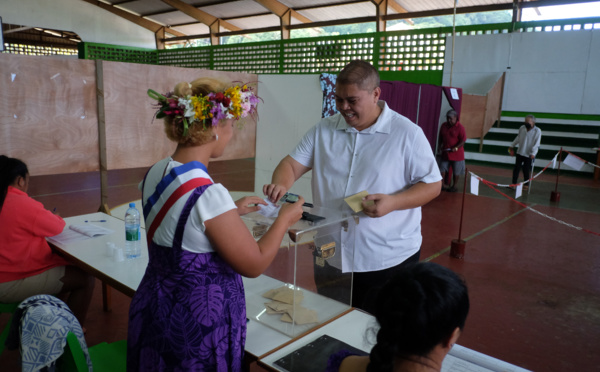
[241,205,356,338]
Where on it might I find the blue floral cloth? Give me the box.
[6,294,91,372]
[127,183,246,371]
[320,73,338,118]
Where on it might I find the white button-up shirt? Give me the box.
[511,125,542,157]
[290,101,441,272]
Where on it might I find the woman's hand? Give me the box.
[276,196,304,227]
[235,196,267,216]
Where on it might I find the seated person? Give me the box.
[328,262,469,372]
[0,155,95,327]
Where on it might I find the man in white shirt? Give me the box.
[509,115,542,189]
[263,60,441,313]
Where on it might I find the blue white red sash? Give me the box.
[143,161,212,243]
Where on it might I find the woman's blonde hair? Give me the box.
[164,77,230,146]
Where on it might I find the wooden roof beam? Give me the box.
[254,0,312,23]
[160,0,241,32]
[372,0,388,32]
[389,0,414,25]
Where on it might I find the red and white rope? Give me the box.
[469,172,600,237]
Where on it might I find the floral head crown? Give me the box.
[148,83,259,136]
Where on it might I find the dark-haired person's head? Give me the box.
[335,60,382,132]
[337,60,380,92]
[446,110,458,126]
[0,155,29,211]
[367,262,469,372]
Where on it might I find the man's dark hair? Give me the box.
[337,60,380,91]
[367,262,470,372]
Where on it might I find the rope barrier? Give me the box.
[469,172,600,238]
[479,151,559,189]
[483,147,599,190]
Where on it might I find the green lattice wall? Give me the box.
[2,43,77,56]
[77,17,600,85]
[78,43,157,65]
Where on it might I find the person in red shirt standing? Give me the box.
[0,155,94,326]
[438,110,466,192]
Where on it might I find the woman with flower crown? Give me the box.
[127,77,304,371]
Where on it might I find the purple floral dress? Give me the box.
[127,175,246,371]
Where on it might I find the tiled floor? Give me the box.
[1,159,599,371]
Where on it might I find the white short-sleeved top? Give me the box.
[140,157,237,254]
[290,101,441,272]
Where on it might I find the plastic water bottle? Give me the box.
[124,202,141,259]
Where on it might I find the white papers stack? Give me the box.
[48,223,114,245]
[442,344,532,372]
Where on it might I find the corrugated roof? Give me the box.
[94,0,533,40]
[5,0,588,45]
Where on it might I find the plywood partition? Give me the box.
[459,72,505,149]
[460,94,487,139]
[102,61,258,170]
[481,72,505,137]
[0,54,99,176]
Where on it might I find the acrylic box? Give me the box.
[241,204,356,338]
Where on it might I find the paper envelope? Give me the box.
[344,190,370,213]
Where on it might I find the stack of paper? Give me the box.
[48,223,114,245]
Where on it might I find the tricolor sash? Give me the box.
[142,161,212,243]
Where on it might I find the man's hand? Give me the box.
[263,156,311,203]
[361,182,441,218]
[508,148,515,156]
[262,184,288,204]
[361,193,395,218]
[235,196,267,216]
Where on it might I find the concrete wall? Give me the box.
[254,75,323,200]
[443,30,600,115]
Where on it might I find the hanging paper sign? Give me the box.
[470,175,479,195]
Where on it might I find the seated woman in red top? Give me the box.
[0,155,95,326]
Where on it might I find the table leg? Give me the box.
[102,282,112,312]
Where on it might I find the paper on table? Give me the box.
[48,223,114,245]
[69,223,114,238]
[442,344,532,372]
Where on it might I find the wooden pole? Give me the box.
[95,60,110,215]
[95,60,112,312]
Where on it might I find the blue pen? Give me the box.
[85,220,107,223]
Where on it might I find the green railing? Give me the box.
[77,17,600,85]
